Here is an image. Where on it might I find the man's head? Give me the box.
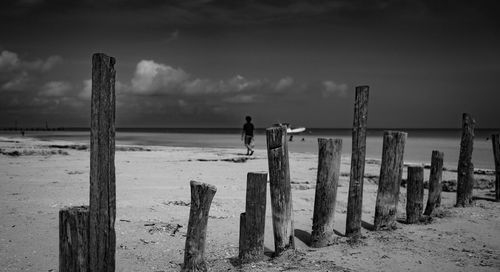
[245,116,252,123]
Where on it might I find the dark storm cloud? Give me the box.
[2,0,498,26]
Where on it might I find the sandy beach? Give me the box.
[0,136,499,272]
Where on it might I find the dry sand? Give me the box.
[0,136,499,271]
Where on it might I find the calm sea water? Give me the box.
[2,128,498,169]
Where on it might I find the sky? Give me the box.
[0,0,499,128]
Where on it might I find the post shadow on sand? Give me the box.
[473,195,498,202]
[361,220,375,231]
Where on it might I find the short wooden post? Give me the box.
[182,181,217,272]
[346,86,369,238]
[59,206,89,272]
[406,166,424,223]
[266,126,294,256]
[374,131,407,230]
[492,134,500,201]
[311,138,342,247]
[239,172,267,262]
[424,151,444,215]
[89,53,116,272]
[456,113,475,207]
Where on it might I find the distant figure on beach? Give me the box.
[241,116,254,156]
[21,130,25,137]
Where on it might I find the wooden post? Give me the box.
[89,53,116,272]
[239,172,267,262]
[266,126,294,256]
[374,131,407,230]
[424,151,444,215]
[456,113,475,207]
[182,181,217,272]
[346,86,369,238]
[492,134,500,201]
[311,138,342,247]
[59,206,89,272]
[406,166,424,223]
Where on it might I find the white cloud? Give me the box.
[78,79,92,99]
[130,60,189,94]
[0,50,19,70]
[322,80,348,97]
[39,81,72,97]
[275,76,294,91]
[0,50,63,92]
[2,71,29,90]
[224,94,256,104]
[0,50,61,72]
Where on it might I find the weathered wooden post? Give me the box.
[492,134,500,201]
[406,166,424,223]
[182,181,217,272]
[311,138,342,247]
[346,86,369,238]
[266,125,294,256]
[424,151,444,215]
[456,113,475,207]
[239,172,267,262]
[59,206,89,272]
[374,131,407,230]
[89,53,116,272]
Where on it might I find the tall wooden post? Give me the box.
[456,113,475,207]
[239,172,267,262]
[406,166,424,223]
[311,138,342,247]
[182,181,217,272]
[346,86,369,238]
[492,134,500,201]
[59,206,89,272]
[374,131,407,230]
[266,126,294,256]
[424,151,444,215]
[89,53,116,272]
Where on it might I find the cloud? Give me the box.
[126,60,267,96]
[78,79,92,99]
[39,81,72,97]
[223,94,256,104]
[164,29,179,43]
[130,60,189,94]
[322,80,348,97]
[275,76,294,91]
[0,49,63,92]
[0,50,19,70]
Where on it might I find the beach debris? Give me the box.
[0,148,68,156]
[145,222,183,236]
[49,144,88,150]
[139,238,157,244]
[116,146,152,152]
[119,219,131,222]
[162,200,190,206]
[66,170,84,175]
[196,157,256,163]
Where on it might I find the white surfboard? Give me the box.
[287,127,306,134]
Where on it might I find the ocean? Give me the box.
[1,128,498,169]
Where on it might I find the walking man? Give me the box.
[241,116,254,155]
